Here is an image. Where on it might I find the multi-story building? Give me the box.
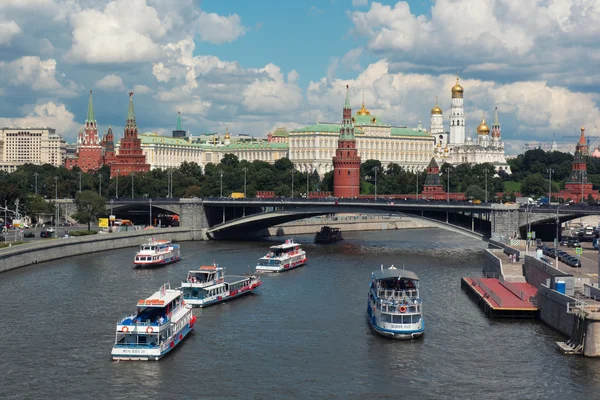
[289,99,435,175]
[0,127,66,172]
[267,128,289,143]
[139,119,288,170]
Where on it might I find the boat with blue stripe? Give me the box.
[367,266,424,340]
[133,238,181,267]
[181,264,262,308]
[111,283,196,361]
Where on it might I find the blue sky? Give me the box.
[0,0,599,154]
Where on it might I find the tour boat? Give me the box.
[111,283,196,361]
[256,239,307,272]
[314,226,343,244]
[181,264,262,307]
[367,266,424,340]
[133,238,181,267]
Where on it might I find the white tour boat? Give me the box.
[133,238,181,267]
[181,264,262,307]
[367,266,424,340]
[256,239,307,273]
[111,283,196,361]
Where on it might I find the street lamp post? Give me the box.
[220,170,223,198]
[373,166,378,201]
[416,171,419,200]
[547,168,554,202]
[484,169,489,204]
[110,199,114,216]
[243,167,247,198]
[54,176,58,233]
[34,172,38,195]
[446,168,451,203]
[149,199,153,227]
[555,203,568,271]
[116,170,119,199]
[306,170,309,200]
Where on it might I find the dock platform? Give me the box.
[461,277,538,318]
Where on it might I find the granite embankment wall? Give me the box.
[0,228,195,274]
[267,216,436,236]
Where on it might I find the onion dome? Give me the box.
[356,103,371,116]
[431,96,442,115]
[451,77,464,98]
[444,145,449,153]
[477,115,490,135]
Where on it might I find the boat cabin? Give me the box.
[185,265,224,285]
[372,268,420,300]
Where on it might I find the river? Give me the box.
[1,229,599,399]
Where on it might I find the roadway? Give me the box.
[1,224,85,244]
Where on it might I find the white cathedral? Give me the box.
[432,78,511,173]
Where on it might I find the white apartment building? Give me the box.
[0,127,66,172]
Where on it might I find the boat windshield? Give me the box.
[187,271,213,283]
[140,245,155,251]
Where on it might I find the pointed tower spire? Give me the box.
[344,84,350,109]
[127,92,135,121]
[493,106,499,126]
[86,90,95,124]
[176,111,182,131]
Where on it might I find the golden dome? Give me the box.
[437,141,442,147]
[444,145,449,153]
[477,114,490,135]
[431,96,442,115]
[451,77,464,98]
[356,103,371,116]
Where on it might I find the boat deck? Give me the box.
[461,277,538,318]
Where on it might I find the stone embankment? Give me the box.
[0,228,195,274]
[267,215,436,236]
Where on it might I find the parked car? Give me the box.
[557,251,569,261]
[23,232,35,238]
[40,231,54,238]
[567,239,581,248]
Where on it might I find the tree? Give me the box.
[72,190,106,231]
[220,154,239,168]
[465,185,485,201]
[183,185,202,198]
[274,157,293,171]
[360,160,382,182]
[521,173,547,197]
[24,194,54,224]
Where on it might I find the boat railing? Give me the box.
[378,302,420,314]
[473,277,524,308]
[114,342,159,348]
[377,289,418,299]
[499,275,525,300]
[119,315,170,327]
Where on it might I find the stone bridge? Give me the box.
[56,198,595,241]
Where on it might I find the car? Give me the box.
[568,239,581,248]
[40,231,54,238]
[560,239,568,246]
[557,251,569,261]
[23,232,35,238]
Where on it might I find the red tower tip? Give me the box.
[129,91,134,97]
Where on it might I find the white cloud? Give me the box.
[307,59,600,145]
[242,64,303,113]
[0,56,77,96]
[66,0,165,64]
[350,0,600,70]
[197,10,246,44]
[0,101,77,136]
[0,20,21,46]
[95,74,125,91]
[132,84,152,94]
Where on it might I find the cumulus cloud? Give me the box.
[0,101,78,136]
[350,0,600,81]
[95,74,125,91]
[0,56,77,96]
[307,59,600,147]
[0,20,21,46]
[243,64,303,114]
[132,84,152,94]
[197,10,246,44]
[352,0,369,7]
[66,0,166,64]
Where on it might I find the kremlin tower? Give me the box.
[109,92,150,177]
[65,90,104,172]
[491,107,502,147]
[333,85,361,198]
[449,77,465,145]
[422,157,446,200]
[564,126,594,202]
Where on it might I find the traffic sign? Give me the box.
[576,247,583,255]
[527,232,532,238]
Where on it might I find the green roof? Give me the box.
[176,112,182,131]
[353,114,386,126]
[271,128,289,137]
[390,127,430,137]
[291,123,364,134]
[139,133,288,150]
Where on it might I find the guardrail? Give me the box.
[474,277,525,308]
[499,276,525,300]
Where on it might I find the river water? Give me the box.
[1,229,599,399]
